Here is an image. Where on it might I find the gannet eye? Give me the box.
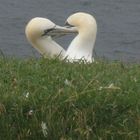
[65,21,74,28]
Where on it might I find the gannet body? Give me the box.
[25,12,97,62]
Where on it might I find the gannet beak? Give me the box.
[42,25,77,38]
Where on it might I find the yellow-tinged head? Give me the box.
[66,12,97,36]
[25,17,55,43]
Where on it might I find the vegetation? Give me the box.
[0,57,140,140]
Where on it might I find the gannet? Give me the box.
[64,12,97,62]
[25,17,77,58]
[25,12,97,62]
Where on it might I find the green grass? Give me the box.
[0,57,140,140]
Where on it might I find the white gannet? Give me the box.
[25,12,97,62]
[64,12,97,62]
[25,17,77,58]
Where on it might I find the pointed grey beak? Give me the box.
[42,25,78,38]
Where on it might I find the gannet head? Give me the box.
[25,17,77,44]
[25,17,54,42]
[65,12,97,37]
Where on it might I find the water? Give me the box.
[0,0,140,62]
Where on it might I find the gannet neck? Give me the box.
[32,36,66,58]
[65,32,96,62]
[64,12,97,62]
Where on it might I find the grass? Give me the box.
[0,57,140,140]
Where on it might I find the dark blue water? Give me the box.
[0,0,140,62]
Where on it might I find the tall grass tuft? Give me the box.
[0,57,140,140]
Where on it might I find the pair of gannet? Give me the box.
[25,12,97,62]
